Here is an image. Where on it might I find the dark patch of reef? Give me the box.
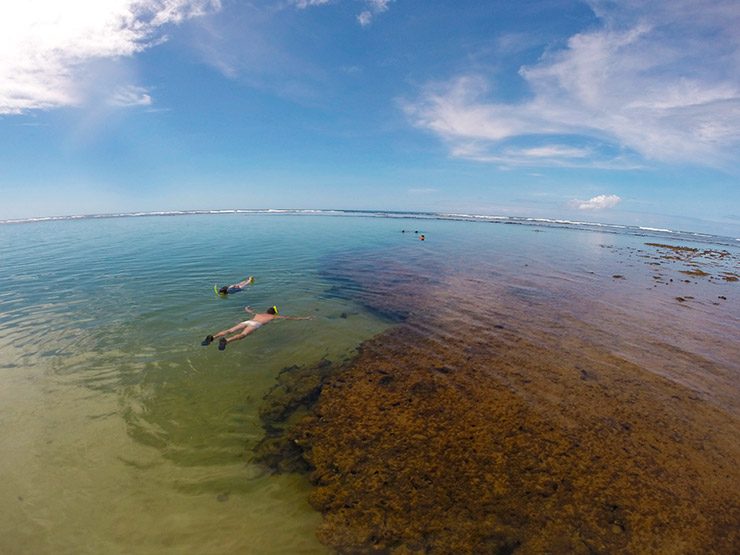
[255,325,739,553]
[253,358,339,474]
[251,246,740,553]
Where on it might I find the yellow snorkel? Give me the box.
[272,305,279,315]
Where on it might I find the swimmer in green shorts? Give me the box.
[202,305,313,350]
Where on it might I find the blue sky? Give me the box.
[1,0,739,235]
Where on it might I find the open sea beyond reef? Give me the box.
[0,212,738,553]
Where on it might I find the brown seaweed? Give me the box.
[253,248,740,553]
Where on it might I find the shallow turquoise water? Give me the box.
[0,215,402,553]
[0,214,737,553]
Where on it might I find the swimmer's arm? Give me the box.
[278,315,314,320]
[244,306,255,314]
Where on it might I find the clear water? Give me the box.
[0,213,737,553]
[0,215,400,554]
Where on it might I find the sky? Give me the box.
[0,0,739,235]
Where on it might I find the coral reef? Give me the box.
[289,324,739,553]
[253,247,740,553]
[253,358,339,474]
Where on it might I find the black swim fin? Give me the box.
[202,335,214,346]
[218,338,227,351]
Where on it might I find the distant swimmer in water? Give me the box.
[216,276,254,296]
[420,234,425,241]
[201,305,313,350]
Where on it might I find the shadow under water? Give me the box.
[255,246,740,553]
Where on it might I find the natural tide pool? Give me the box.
[0,213,738,553]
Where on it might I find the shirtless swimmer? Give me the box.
[201,305,312,350]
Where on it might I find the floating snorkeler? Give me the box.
[215,276,254,296]
[201,305,313,350]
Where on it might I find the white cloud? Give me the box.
[294,0,331,8]
[405,0,740,169]
[357,11,373,27]
[0,0,220,114]
[108,85,152,107]
[293,0,391,26]
[442,135,641,170]
[357,0,392,27]
[367,0,391,12]
[570,194,622,210]
[510,146,590,159]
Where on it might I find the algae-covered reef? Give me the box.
[642,242,737,282]
[254,251,740,553]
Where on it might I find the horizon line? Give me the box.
[0,208,738,243]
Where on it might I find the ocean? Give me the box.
[0,211,738,553]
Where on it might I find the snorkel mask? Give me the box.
[272,306,279,315]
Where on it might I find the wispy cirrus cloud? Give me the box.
[192,0,393,101]
[0,0,220,114]
[404,0,740,169]
[570,194,622,210]
[444,132,641,170]
[294,0,331,8]
[292,0,392,26]
[357,0,393,27]
[108,85,153,107]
